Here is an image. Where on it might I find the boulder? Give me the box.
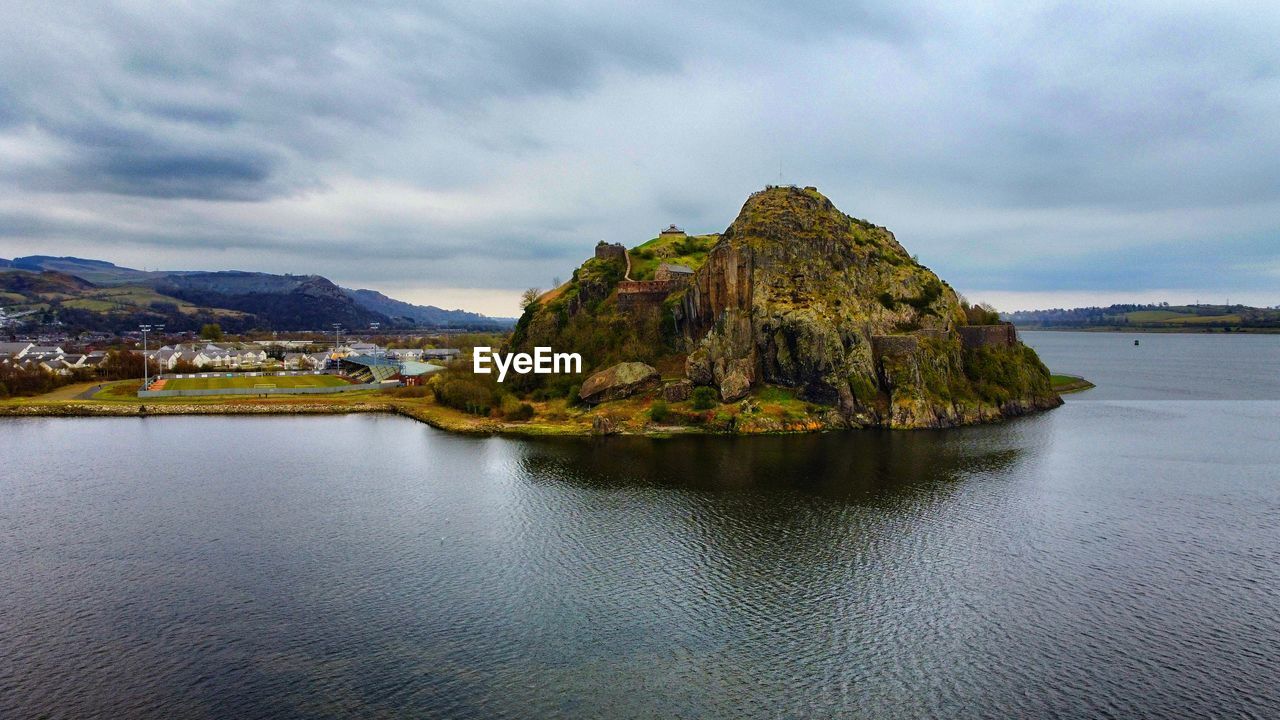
[661,379,692,402]
[719,368,751,402]
[579,362,660,404]
[684,347,714,386]
[591,415,621,435]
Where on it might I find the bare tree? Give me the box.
[521,288,542,309]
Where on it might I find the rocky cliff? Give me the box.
[510,185,1061,429]
[678,186,1059,427]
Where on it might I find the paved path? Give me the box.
[74,383,107,400]
[624,248,633,281]
[22,381,105,401]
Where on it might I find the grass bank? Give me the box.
[1050,374,1095,393]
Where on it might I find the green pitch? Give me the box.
[163,375,352,391]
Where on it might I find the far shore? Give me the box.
[1018,326,1280,334]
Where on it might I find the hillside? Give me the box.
[9,256,161,285]
[0,268,252,333]
[342,288,512,329]
[2,256,513,332]
[510,186,1061,430]
[148,272,386,330]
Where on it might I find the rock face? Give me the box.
[579,362,661,404]
[660,380,693,402]
[674,186,1061,427]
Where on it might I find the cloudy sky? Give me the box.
[1,1,1277,315]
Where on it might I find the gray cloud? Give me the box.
[0,0,1277,313]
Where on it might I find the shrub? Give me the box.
[673,236,708,256]
[904,279,943,312]
[507,402,535,421]
[432,370,497,415]
[962,301,1002,325]
[649,399,669,422]
[691,386,718,410]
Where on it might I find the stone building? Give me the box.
[595,241,626,262]
[654,263,693,282]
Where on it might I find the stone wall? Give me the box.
[617,279,683,311]
[139,381,393,398]
[958,323,1017,349]
[871,335,919,359]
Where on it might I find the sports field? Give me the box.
[161,375,352,391]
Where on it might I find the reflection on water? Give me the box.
[518,427,1029,501]
[1,333,1279,718]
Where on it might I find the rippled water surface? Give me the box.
[2,331,1279,718]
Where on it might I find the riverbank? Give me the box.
[1051,374,1095,394]
[1,374,1087,436]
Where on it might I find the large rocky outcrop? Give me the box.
[674,186,1061,427]
[508,185,1061,430]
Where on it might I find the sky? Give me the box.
[1,1,1277,316]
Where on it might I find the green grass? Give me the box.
[163,375,351,391]
[1125,310,1244,325]
[62,299,119,311]
[1050,374,1094,393]
[753,386,798,403]
[627,233,719,280]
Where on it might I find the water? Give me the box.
[2,331,1279,718]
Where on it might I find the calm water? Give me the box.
[2,332,1279,718]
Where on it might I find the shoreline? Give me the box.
[1050,374,1095,394]
[0,386,1068,437]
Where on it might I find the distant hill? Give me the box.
[10,255,160,285]
[1,256,514,332]
[1006,303,1280,331]
[342,287,512,329]
[149,271,386,330]
[0,268,254,333]
[0,269,96,294]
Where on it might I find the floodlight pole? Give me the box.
[140,324,150,389]
[370,322,380,360]
[140,323,164,389]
